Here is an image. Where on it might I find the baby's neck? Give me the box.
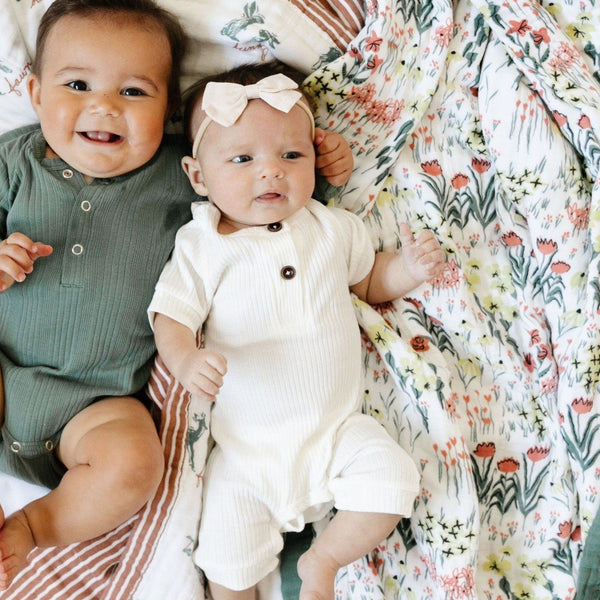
[44,144,93,184]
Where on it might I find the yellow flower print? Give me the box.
[364,322,399,348]
[457,358,481,380]
[565,15,595,43]
[483,553,511,576]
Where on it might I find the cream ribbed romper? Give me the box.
[148,199,420,589]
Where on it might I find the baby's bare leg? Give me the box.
[0,396,164,590]
[297,511,400,600]
[208,581,257,600]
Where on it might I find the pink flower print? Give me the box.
[578,114,591,129]
[472,157,491,173]
[348,83,376,106]
[531,27,550,45]
[431,259,461,290]
[551,261,570,274]
[572,398,593,414]
[451,173,469,189]
[421,159,443,176]
[349,46,363,62]
[536,238,558,255]
[433,21,454,48]
[549,42,578,72]
[524,353,535,373]
[567,203,590,230]
[366,55,384,72]
[473,442,496,458]
[497,457,520,473]
[571,525,581,542]
[502,231,522,247]
[552,111,568,127]
[558,521,572,538]
[507,19,532,36]
[365,31,383,52]
[527,446,550,462]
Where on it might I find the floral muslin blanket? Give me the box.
[1,0,600,599]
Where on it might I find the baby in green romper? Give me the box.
[0,0,353,590]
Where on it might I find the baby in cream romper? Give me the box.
[149,63,445,600]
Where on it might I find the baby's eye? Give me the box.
[232,155,252,164]
[283,151,301,159]
[67,80,88,91]
[122,88,147,97]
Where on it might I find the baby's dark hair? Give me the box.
[182,61,310,144]
[33,0,187,115]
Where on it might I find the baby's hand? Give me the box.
[178,348,227,402]
[314,128,353,187]
[0,233,53,292]
[399,223,445,284]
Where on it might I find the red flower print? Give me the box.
[451,173,469,189]
[365,31,383,52]
[410,335,430,352]
[572,398,593,414]
[536,238,558,255]
[571,525,581,542]
[558,521,572,539]
[552,111,567,127]
[531,27,550,45]
[502,231,522,247]
[527,446,550,462]
[508,20,531,36]
[551,261,570,274]
[421,160,443,176]
[472,157,491,173]
[578,114,591,129]
[498,458,520,473]
[529,329,540,345]
[473,442,496,458]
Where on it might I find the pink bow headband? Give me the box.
[191,73,315,159]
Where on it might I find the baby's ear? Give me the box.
[27,74,42,116]
[181,156,209,197]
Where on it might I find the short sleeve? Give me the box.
[148,220,211,335]
[329,206,375,287]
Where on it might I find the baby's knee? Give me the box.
[112,435,164,501]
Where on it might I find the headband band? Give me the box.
[191,73,315,159]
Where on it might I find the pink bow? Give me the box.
[191,74,315,158]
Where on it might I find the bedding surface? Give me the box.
[1,0,600,599]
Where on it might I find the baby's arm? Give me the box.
[351,223,445,305]
[153,313,227,402]
[314,128,353,187]
[0,233,53,291]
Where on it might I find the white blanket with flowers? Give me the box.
[2,0,600,599]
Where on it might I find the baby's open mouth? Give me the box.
[79,131,122,143]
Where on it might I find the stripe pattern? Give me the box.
[0,357,192,600]
[288,0,364,48]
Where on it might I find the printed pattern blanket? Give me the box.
[1,0,600,599]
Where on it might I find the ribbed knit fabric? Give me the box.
[149,200,421,589]
[0,125,195,487]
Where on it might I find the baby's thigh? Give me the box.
[57,396,162,471]
[196,454,284,589]
[328,413,420,515]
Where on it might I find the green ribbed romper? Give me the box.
[0,125,195,487]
